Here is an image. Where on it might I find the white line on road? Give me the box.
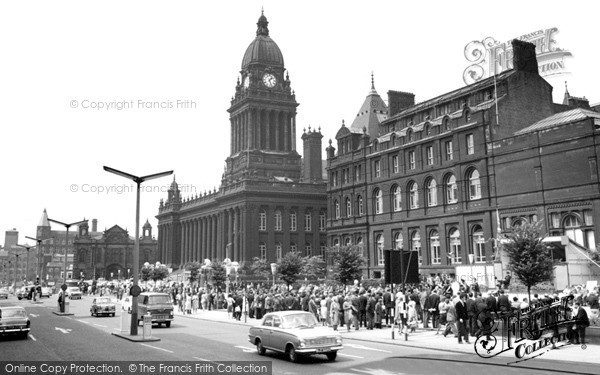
[338,353,364,359]
[29,314,39,317]
[344,343,391,353]
[234,345,255,353]
[193,357,218,365]
[77,320,90,324]
[93,324,108,328]
[141,343,174,353]
[29,335,37,341]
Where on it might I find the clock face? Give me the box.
[262,73,276,88]
[243,76,250,88]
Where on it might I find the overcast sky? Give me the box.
[1,0,598,245]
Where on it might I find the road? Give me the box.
[1,294,598,375]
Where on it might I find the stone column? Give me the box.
[291,114,296,151]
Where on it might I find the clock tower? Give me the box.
[224,11,300,185]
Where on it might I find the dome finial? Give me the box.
[371,71,375,90]
[257,9,269,36]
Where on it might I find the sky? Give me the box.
[1,0,598,246]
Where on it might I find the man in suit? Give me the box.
[466,292,478,336]
[486,291,498,314]
[358,291,368,328]
[424,289,440,328]
[497,289,511,314]
[570,301,590,344]
[383,288,393,327]
[455,293,470,344]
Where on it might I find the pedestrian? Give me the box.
[192,293,199,314]
[442,299,457,337]
[374,297,383,329]
[407,300,418,333]
[320,296,328,325]
[455,293,470,344]
[570,302,590,344]
[343,299,353,332]
[226,294,234,319]
[330,298,340,331]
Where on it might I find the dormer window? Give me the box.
[464,109,471,122]
[407,129,413,142]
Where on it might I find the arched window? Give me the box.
[426,178,437,207]
[444,117,451,132]
[305,242,312,256]
[357,195,364,216]
[446,174,458,204]
[374,188,383,214]
[275,243,282,260]
[394,232,403,250]
[334,200,340,219]
[409,182,419,209]
[392,185,402,212]
[274,210,282,231]
[472,225,485,263]
[449,228,462,264]
[468,169,481,200]
[290,242,297,253]
[289,211,297,232]
[430,230,441,264]
[259,209,267,231]
[344,237,352,246]
[464,109,471,122]
[411,230,422,266]
[259,242,267,261]
[345,197,352,218]
[376,234,384,266]
[407,129,414,142]
[357,236,365,255]
[319,211,326,231]
[564,215,584,246]
[333,238,340,247]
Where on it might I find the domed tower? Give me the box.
[225,11,301,184]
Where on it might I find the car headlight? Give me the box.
[336,337,342,344]
[299,339,306,348]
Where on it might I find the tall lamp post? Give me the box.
[231,261,239,288]
[26,236,49,284]
[8,250,26,289]
[17,243,36,284]
[104,165,173,336]
[270,263,277,287]
[47,218,88,313]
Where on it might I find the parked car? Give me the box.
[136,292,174,327]
[0,306,30,339]
[248,311,343,362]
[16,286,34,300]
[90,297,116,317]
[41,287,52,298]
[66,287,82,300]
[0,288,9,299]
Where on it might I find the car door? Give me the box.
[259,315,273,349]
[269,316,286,351]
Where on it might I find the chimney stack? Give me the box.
[92,219,97,232]
[387,90,415,117]
[301,127,324,182]
[511,39,538,75]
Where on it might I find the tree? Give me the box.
[248,257,271,282]
[210,261,227,290]
[277,251,304,286]
[302,256,327,281]
[185,261,202,284]
[151,264,170,282]
[329,245,366,285]
[502,221,555,302]
[140,264,153,282]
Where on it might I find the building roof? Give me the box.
[241,12,284,69]
[38,209,50,227]
[514,108,600,135]
[349,74,388,136]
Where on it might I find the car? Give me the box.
[248,311,343,362]
[16,286,35,300]
[136,292,174,327]
[90,297,116,317]
[0,288,8,299]
[0,306,30,339]
[41,287,52,298]
[66,287,82,300]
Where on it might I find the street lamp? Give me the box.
[17,243,36,284]
[231,261,239,288]
[26,235,50,283]
[270,263,277,286]
[104,165,173,336]
[8,250,26,289]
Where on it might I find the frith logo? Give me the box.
[463,28,572,85]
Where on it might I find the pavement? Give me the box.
[170,307,600,366]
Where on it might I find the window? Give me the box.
[411,230,422,266]
[563,214,595,249]
[449,228,462,264]
[331,172,337,187]
[407,129,414,142]
[444,118,451,132]
[446,175,458,204]
[276,243,282,260]
[305,211,312,231]
[374,160,381,178]
[426,179,437,207]
[409,151,416,169]
[290,211,297,232]
[343,169,349,184]
[466,134,474,155]
[394,232,403,250]
[376,234,384,266]
[319,212,326,231]
[346,198,352,217]
[409,182,419,209]
[334,200,340,219]
[290,242,297,252]
[471,226,486,263]
[374,188,383,214]
[464,109,471,122]
[357,195,364,216]
[274,210,282,231]
[392,155,399,173]
[344,237,352,246]
[445,140,453,161]
[305,243,312,257]
[392,185,402,212]
[430,230,441,264]
[259,209,267,231]
[78,251,85,263]
[468,169,481,200]
[426,146,433,165]
[354,165,361,181]
[259,243,267,261]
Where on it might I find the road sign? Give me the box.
[130,285,141,297]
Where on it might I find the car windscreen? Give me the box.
[2,309,27,318]
[96,297,112,304]
[281,313,318,329]
[148,295,172,304]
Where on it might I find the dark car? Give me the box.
[90,297,116,317]
[137,292,174,327]
[0,306,30,339]
[248,311,343,362]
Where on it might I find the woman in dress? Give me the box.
[320,296,328,325]
[330,298,340,331]
[343,298,353,332]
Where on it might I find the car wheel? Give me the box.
[165,321,171,328]
[286,345,299,363]
[326,352,337,361]
[91,311,94,317]
[21,332,28,340]
[18,297,22,300]
[256,340,266,355]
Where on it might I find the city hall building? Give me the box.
[326,40,600,287]
[156,13,327,268]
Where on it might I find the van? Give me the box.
[137,292,174,327]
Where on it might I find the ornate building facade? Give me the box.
[156,13,327,268]
[327,40,600,287]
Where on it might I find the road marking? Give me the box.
[234,345,255,353]
[29,314,39,317]
[77,320,90,324]
[344,343,391,353]
[93,324,108,328]
[141,344,174,353]
[193,357,218,365]
[55,327,72,334]
[29,335,37,341]
[338,353,364,359]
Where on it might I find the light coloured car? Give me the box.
[136,292,174,327]
[66,287,82,300]
[41,287,52,298]
[248,311,343,362]
[0,306,30,339]
[0,288,9,299]
[90,297,116,317]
